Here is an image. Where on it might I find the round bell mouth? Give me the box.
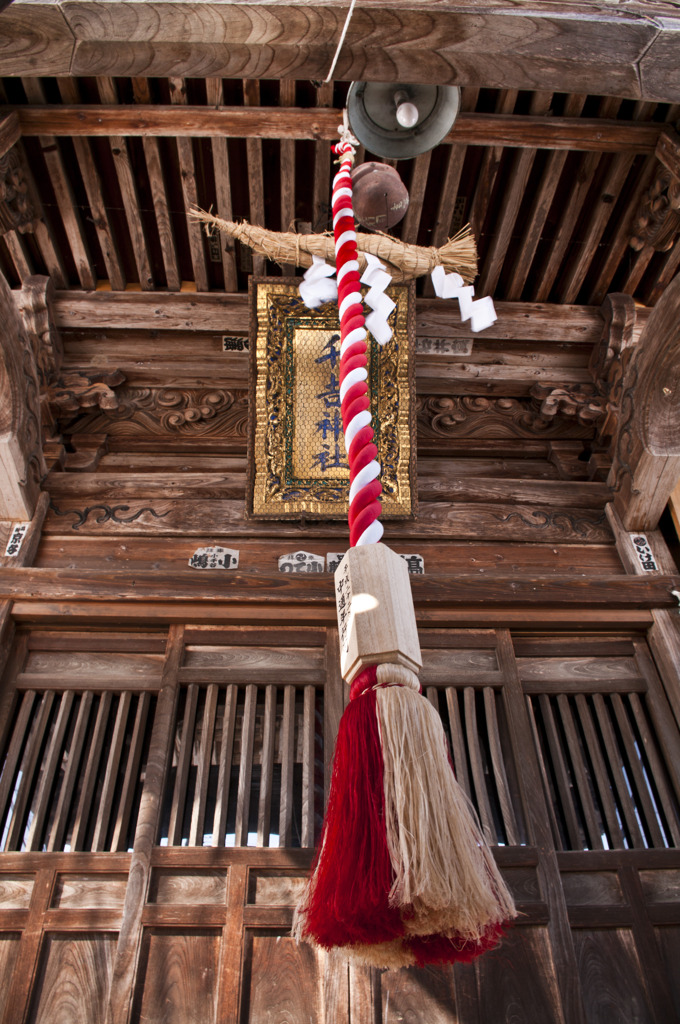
[347,82,461,159]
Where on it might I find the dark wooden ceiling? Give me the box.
[1,75,679,306]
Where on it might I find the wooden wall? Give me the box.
[0,619,679,1023]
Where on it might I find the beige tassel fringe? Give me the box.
[375,684,517,941]
[189,207,478,284]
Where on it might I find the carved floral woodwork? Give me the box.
[529,384,606,426]
[0,146,33,236]
[67,387,249,438]
[417,396,596,441]
[47,370,126,416]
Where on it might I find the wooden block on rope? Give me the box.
[335,543,422,683]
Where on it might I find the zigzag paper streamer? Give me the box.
[431,265,497,333]
[299,255,338,308]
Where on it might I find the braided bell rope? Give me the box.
[332,136,384,547]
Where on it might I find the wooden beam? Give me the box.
[205,78,238,292]
[21,78,95,290]
[8,599,655,630]
[0,112,19,159]
[169,78,210,292]
[478,91,553,296]
[0,569,677,608]
[7,2,679,100]
[132,78,181,292]
[243,80,265,276]
[48,290,607,342]
[41,499,612,543]
[57,78,126,292]
[10,106,666,153]
[279,80,296,277]
[505,93,588,301]
[105,625,184,1024]
[96,78,154,290]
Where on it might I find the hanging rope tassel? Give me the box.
[294,120,517,969]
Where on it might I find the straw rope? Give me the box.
[190,207,477,283]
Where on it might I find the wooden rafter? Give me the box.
[8,107,667,153]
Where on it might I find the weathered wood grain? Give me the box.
[573,928,653,1023]
[131,929,219,1024]
[71,692,112,851]
[148,869,226,906]
[29,932,116,1024]
[242,931,321,1024]
[234,684,257,846]
[25,690,74,852]
[42,499,613,543]
[96,78,154,290]
[99,628,180,1024]
[49,288,605,342]
[91,692,132,851]
[0,112,19,159]
[168,684,198,847]
[205,77,238,291]
[6,3,678,102]
[3,568,676,608]
[51,873,128,910]
[56,78,126,291]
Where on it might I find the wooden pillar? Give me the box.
[607,501,680,733]
[105,625,184,1024]
[605,274,680,529]
[0,269,46,520]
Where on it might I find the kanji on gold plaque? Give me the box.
[247,278,416,520]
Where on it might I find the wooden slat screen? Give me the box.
[529,690,680,851]
[428,685,523,847]
[158,683,324,849]
[0,690,155,853]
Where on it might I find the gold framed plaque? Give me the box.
[247,278,416,519]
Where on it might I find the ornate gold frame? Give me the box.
[247,278,416,520]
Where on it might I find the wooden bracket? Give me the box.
[630,129,680,253]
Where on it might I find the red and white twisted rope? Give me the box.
[332,138,384,547]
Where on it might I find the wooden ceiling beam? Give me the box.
[57,78,126,292]
[9,107,665,154]
[132,78,181,292]
[97,78,154,290]
[0,112,19,159]
[169,78,210,292]
[505,94,588,302]
[205,78,238,292]
[21,79,95,291]
[5,2,680,101]
[243,80,265,277]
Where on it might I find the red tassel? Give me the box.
[295,666,511,965]
[297,668,402,948]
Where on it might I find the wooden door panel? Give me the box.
[475,926,566,1024]
[28,932,116,1024]
[131,928,221,1024]
[573,929,654,1024]
[0,934,21,1020]
[240,931,322,1024]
